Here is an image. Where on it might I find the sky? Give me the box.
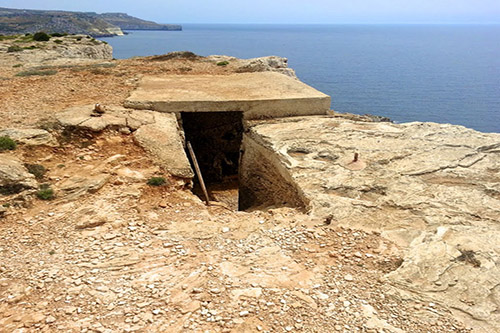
[1,0,499,24]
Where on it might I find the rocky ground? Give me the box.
[0,131,469,332]
[0,39,496,332]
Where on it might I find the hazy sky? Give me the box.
[1,0,499,24]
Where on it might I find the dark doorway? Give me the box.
[181,111,243,209]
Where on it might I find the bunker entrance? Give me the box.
[181,111,243,209]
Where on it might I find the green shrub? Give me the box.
[0,136,16,151]
[15,69,58,77]
[0,184,24,195]
[76,37,82,41]
[147,177,167,186]
[23,45,38,50]
[33,32,50,42]
[7,45,22,53]
[13,64,23,68]
[36,184,55,200]
[24,164,47,180]
[54,39,63,44]
[217,61,230,66]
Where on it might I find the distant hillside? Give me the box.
[99,13,181,31]
[0,7,181,37]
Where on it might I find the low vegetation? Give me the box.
[33,32,51,42]
[217,61,230,66]
[15,69,58,77]
[7,45,22,53]
[0,137,16,151]
[147,176,167,186]
[50,32,68,37]
[36,184,55,200]
[24,164,47,180]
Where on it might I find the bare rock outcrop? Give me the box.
[206,55,297,78]
[55,105,194,179]
[0,155,37,194]
[56,104,155,132]
[0,128,57,146]
[0,35,112,65]
[242,116,500,331]
[133,112,194,179]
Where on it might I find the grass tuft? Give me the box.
[147,177,167,186]
[36,184,55,200]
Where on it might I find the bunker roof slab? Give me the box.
[124,72,331,120]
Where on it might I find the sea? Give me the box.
[100,24,500,133]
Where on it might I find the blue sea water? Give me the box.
[101,24,500,133]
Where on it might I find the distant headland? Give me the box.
[0,7,182,37]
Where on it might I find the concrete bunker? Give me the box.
[124,72,331,211]
[181,111,242,209]
[180,112,309,212]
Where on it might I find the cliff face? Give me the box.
[99,13,181,31]
[0,7,181,37]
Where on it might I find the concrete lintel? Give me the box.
[125,72,331,120]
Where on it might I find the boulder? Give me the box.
[0,155,37,195]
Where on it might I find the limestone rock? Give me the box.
[386,226,500,332]
[56,105,155,132]
[242,116,500,330]
[205,55,297,78]
[0,155,37,194]
[234,56,297,78]
[56,174,110,200]
[133,112,194,178]
[0,128,57,146]
[9,37,112,65]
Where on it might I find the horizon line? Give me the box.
[163,22,500,26]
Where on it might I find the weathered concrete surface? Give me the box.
[243,116,500,332]
[124,72,331,120]
[134,112,194,179]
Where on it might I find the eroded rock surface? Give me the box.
[0,155,37,194]
[56,104,155,132]
[243,116,500,331]
[0,128,57,146]
[133,112,194,179]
